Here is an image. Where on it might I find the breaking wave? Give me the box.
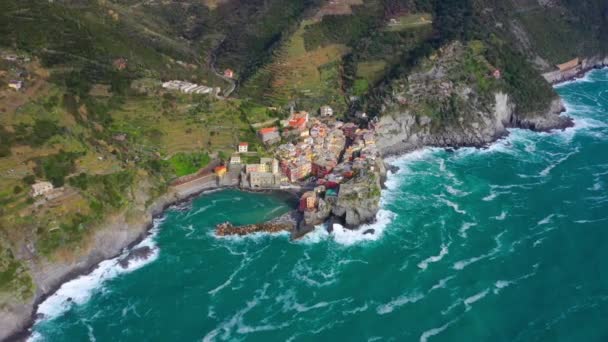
[32,219,162,324]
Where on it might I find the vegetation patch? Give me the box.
[169,152,211,177]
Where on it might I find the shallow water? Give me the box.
[31,69,608,341]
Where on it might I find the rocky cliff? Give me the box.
[542,56,608,84]
[372,42,573,156]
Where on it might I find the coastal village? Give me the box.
[212,105,386,237]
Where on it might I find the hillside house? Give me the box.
[258,127,281,145]
[320,105,333,117]
[8,80,23,91]
[492,69,501,79]
[230,154,241,164]
[238,142,249,153]
[214,165,227,178]
[113,58,128,70]
[224,69,235,78]
[299,191,317,211]
[556,58,580,72]
[249,172,277,188]
[31,181,53,197]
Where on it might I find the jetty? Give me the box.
[215,222,291,236]
[215,210,300,237]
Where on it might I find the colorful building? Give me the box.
[238,142,249,153]
[258,127,281,145]
[214,165,227,178]
[299,191,317,211]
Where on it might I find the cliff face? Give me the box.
[300,159,385,230]
[331,169,382,227]
[372,42,573,156]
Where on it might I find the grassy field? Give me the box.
[384,13,433,32]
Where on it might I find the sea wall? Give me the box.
[542,56,608,84]
[1,178,221,341]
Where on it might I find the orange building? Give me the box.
[214,165,227,178]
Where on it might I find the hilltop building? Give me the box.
[31,181,53,197]
[8,80,23,91]
[238,142,249,153]
[320,105,333,117]
[224,69,235,78]
[258,127,281,145]
[113,58,127,70]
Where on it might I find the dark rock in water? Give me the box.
[363,229,375,235]
[119,246,153,269]
[386,164,400,174]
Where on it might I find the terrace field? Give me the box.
[384,13,433,32]
[240,20,349,113]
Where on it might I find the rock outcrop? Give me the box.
[330,171,382,227]
[372,42,574,156]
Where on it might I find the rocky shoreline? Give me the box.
[2,64,600,342]
[542,56,608,85]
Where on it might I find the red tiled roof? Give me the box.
[259,127,278,134]
[289,117,307,128]
[214,166,227,172]
[239,142,249,146]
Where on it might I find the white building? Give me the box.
[31,181,53,197]
[9,80,23,91]
[230,154,241,164]
[238,142,249,153]
[320,105,333,117]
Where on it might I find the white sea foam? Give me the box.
[436,196,467,215]
[540,149,578,177]
[34,220,162,322]
[482,191,498,202]
[376,292,425,315]
[445,185,470,197]
[453,254,489,270]
[203,287,274,341]
[492,211,507,221]
[419,317,459,342]
[537,214,555,226]
[429,276,455,292]
[453,231,504,270]
[418,244,450,270]
[464,289,489,309]
[459,222,477,238]
[332,210,394,246]
[299,209,396,246]
[493,280,513,294]
[343,303,369,315]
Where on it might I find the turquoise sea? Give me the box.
[31,69,608,341]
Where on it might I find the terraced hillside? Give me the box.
[0,0,607,339]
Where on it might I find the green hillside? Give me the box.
[0,0,607,324]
